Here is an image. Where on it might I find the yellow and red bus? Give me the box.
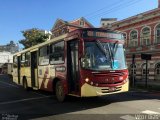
[12,28,129,102]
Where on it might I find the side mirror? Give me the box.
[81,58,91,68]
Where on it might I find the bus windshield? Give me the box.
[81,41,127,71]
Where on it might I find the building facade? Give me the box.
[111,1,160,83]
[0,41,18,74]
[0,52,13,74]
[100,18,117,28]
[51,17,94,38]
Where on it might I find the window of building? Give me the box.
[155,63,160,81]
[130,64,136,75]
[156,64,160,74]
[122,33,127,40]
[141,27,151,46]
[142,69,149,74]
[155,24,160,43]
[122,33,127,47]
[80,20,84,26]
[129,30,138,47]
[39,45,49,65]
[50,41,64,64]
[141,63,149,80]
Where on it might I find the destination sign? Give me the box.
[83,30,124,40]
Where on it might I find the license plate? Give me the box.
[109,87,116,91]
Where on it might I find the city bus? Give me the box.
[12,28,129,102]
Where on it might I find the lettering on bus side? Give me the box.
[50,66,55,69]
[84,30,123,39]
[55,66,66,72]
[39,69,42,75]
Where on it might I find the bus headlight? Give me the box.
[85,78,89,82]
[90,81,93,85]
[124,79,128,83]
[119,76,123,80]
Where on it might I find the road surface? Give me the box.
[0,75,160,120]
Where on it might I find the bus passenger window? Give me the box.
[39,45,49,65]
[25,52,30,67]
[21,54,25,67]
[13,56,18,68]
[50,41,64,64]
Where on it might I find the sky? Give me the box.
[0,0,158,48]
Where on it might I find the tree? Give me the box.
[19,28,49,49]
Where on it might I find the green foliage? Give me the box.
[19,28,49,49]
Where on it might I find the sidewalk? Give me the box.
[130,80,160,92]
[0,74,12,80]
[129,87,160,99]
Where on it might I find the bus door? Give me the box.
[17,56,21,84]
[67,40,79,93]
[31,51,38,88]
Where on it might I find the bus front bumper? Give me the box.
[81,80,129,97]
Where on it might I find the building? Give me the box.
[0,52,13,74]
[0,41,18,74]
[51,17,94,38]
[100,18,117,28]
[110,0,160,84]
[0,41,19,54]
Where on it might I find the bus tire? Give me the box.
[55,81,65,102]
[23,77,29,90]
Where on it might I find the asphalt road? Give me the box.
[0,75,160,120]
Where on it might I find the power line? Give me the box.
[83,0,125,18]
[87,0,141,20]
[85,0,129,18]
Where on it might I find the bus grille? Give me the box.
[99,80,123,85]
[101,86,122,93]
[94,72,124,77]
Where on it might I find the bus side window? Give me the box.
[21,53,25,67]
[25,52,30,67]
[13,56,18,68]
[50,41,64,64]
[39,45,49,65]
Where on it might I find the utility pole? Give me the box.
[141,53,151,88]
[132,54,135,87]
[145,59,148,88]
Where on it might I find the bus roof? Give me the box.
[13,33,68,56]
[13,28,122,56]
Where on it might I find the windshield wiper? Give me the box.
[106,43,113,67]
[96,40,113,68]
[113,41,119,55]
[108,41,119,68]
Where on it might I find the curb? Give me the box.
[129,87,160,93]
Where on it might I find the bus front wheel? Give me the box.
[55,81,65,102]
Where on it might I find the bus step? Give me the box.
[32,87,38,90]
